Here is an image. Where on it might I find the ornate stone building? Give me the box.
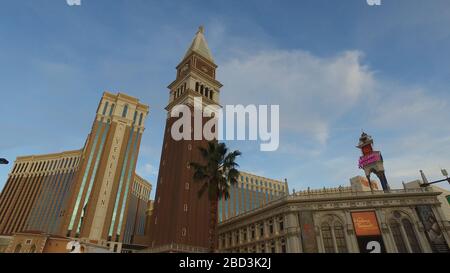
[218,185,450,253]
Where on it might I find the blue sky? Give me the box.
[1,0,450,199]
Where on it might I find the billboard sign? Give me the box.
[351,211,386,253]
[352,211,381,236]
[416,205,449,253]
[358,152,381,169]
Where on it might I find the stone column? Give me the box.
[285,212,301,253]
[344,211,359,253]
[415,220,433,253]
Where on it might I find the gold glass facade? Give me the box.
[123,174,152,245]
[0,150,81,236]
[218,171,289,222]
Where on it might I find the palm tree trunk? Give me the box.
[209,198,218,253]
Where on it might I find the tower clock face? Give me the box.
[362,145,373,156]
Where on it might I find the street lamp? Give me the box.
[0,158,9,165]
[419,169,450,187]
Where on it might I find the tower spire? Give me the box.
[183,25,214,63]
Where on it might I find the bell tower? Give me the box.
[148,26,223,251]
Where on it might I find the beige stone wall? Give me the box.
[218,187,450,253]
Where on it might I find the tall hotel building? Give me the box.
[123,175,152,248]
[147,26,222,252]
[0,150,82,236]
[219,171,289,222]
[0,92,151,251]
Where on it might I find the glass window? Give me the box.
[321,224,335,253]
[109,104,115,116]
[224,193,228,220]
[334,223,348,253]
[229,184,234,216]
[102,101,109,115]
[218,198,222,222]
[281,239,286,253]
[270,241,276,253]
[390,220,407,253]
[122,104,128,118]
[133,111,138,124]
[139,113,143,126]
[402,219,421,253]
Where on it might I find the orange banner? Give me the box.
[351,211,381,236]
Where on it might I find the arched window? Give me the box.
[102,101,109,115]
[321,223,335,253]
[205,87,209,98]
[320,216,348,253]
[139,113,143,126]
[122,104,128,118]
[280,238,286,253]
[270,240,276,253]
[195,82,199,92]
[389,220,408,253]
[402,219,421,253]
[29,244,36,253]
[14,244,22,253]
[133,111,138,124]
[109,104,115,116]
[200,85,204,95]
[334,222,348,253]
[210,90,213,100]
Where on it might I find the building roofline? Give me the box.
[15,149,83,162]
[218,187,441,227]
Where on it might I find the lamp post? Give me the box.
[0,158,9,165]
[419,169,450,187]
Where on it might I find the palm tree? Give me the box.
[190,141,241,253]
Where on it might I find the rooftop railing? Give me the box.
[220,187,436,224]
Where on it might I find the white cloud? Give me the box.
[216,44,450,190]
[137,163,158,177]
[370,87,448,130]
[220,49,375,145]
